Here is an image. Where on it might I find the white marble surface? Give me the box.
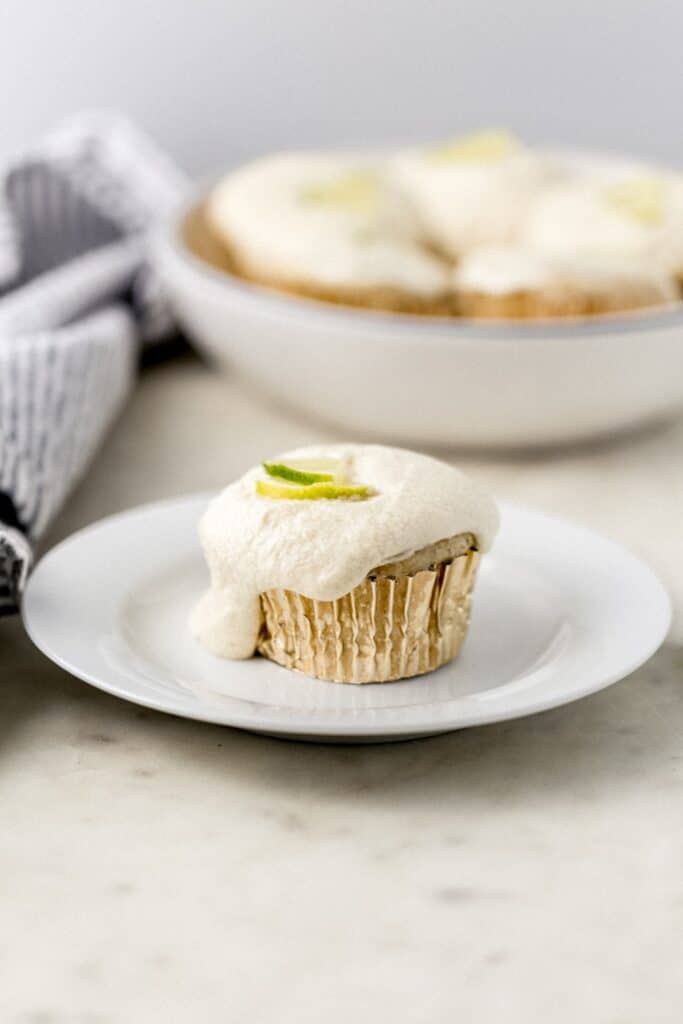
[2,355,683,1023]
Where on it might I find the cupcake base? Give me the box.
[235,264,455,316]
[226,243,455,317]
[182,203,455,316]
[457,282,675,320]
[258,546,481,684]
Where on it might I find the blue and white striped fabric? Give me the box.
[0,113,187,613]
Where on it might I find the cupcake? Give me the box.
[205,152,452,314]
[524,170,683,285]
[191,445,499,684]
[388,130,551,260]
[454,245,678,319]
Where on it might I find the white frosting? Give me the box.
[207,144,683,307]
[191,444,499,659]
[558,257,677,298]
[454,245,677,299]
[388,139,551,259]
[524,175,683,274]
[207,152,450,296]
[455,247,555,294]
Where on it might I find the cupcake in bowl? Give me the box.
[191,445,499,683]
[524,170,683,285]
[454,245,678,319]
[206,151,452,314]
[388,130,550,260]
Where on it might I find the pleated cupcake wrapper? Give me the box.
[257,549,481,684]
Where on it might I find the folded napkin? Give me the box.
[0,113,187,613]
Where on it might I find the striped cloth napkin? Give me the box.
[0,113,187,614]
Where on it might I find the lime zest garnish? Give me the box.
[428,130,518,165]
[300,170,380,210]
[256,479,373,501]
[263,461,335,485]
[603,174,667,225]
[256,455,372,500]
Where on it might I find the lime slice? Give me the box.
[284,457,342,473]
[428,130,517,165]
[263,462,335,485]
[301,170,379,211]
[603,174,667,225]
[256,479,373,501]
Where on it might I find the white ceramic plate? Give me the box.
[22,495,671,743]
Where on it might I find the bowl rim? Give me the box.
[160,178,683,342]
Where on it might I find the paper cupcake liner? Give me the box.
[257,549,481,684]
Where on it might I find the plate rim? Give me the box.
[22,493,672,739]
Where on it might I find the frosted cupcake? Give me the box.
[191,445,499,684]
[206,152,451,313]
[454,246,677,319]
[388,131,550,260]
[524,171,683,285]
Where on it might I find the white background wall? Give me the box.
[2,0,680,174]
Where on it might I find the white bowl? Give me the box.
[154,188,683,449]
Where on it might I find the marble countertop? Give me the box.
[3,354,682,1023]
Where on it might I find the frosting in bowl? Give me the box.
[191,445,499,659]
[454,245,678,300]
[207,151,450,296]
[455,247,556,295]
[388,133,551,259]
[524,173,683,275]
